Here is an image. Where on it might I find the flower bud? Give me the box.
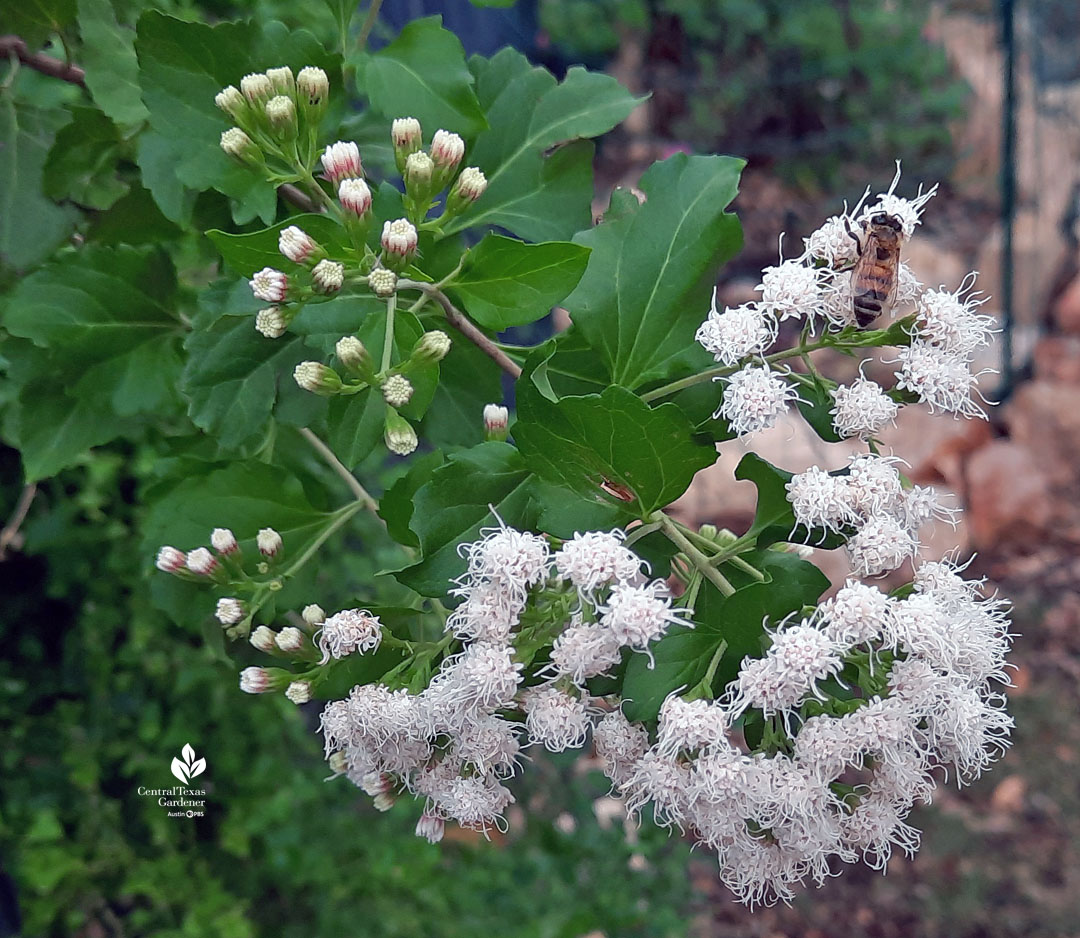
[220,127,263,168]
[404,150,434,200]
[311,259,344,295]
[484,403,509,441]
[415,812,445,844]
[255,307,289,338]
[275,626,306,654]
[327,751,348,775]
[257,527,283,557]
[391,116,423,172]
[380,218,418,269]
[338,178,372,219]
[296,66,329,122]
[215,85,247,122]
[250,267,288,303]
[381,374,414,408]
[216,597,245,626]
[265,94,296,137]
[302,603,326,626]
[447,166,487,214]
[430,129,464,182]
[266,66,295,96]
[368,267,397,297]
[239,665,284,694]
[211,527,239,556]
[186,547,218,576]
[249,626,277,652]
[294,361,343,395]
[336,336,374,376]
[285,680,312,704]
[410,330,451,364]
[384,408,418,456]
[155,546,186,573]
[279,226,322,265]
[321,141,363,185]
[240,72,273,106]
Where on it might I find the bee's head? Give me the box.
[870,212,903,233]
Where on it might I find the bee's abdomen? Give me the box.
[852,263,895,324]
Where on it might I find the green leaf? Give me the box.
[734,452,850,549]
[565,153,744,388]
[448,235,590,330]
[86,183,181,245]
[5,0,76,51]
[362,16,487,136]
[135,130,196,225]
[378,451,446,548]
[207,214,353,278]
[794,377,843,443]
[394,442,537,597]
[0,97,79,269]
[620,551,830,722]
[43,106,129,210]
[310,645,406,700]
[442,50,643,241]
[514,385,717,518]
[2,245,183,417]
[77,0,149,126]
[134,12,338,225]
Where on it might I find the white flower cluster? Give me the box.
[695,165,995,439]
[595,559,1011,907]
[785,453,955,576]
[318,521,689,840]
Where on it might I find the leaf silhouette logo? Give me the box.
[171,743,207,786]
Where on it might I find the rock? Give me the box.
[1033,335,1080,384]
[965,439,1052,547]
[1006,381,1080,487]
[1052,273,1080,334]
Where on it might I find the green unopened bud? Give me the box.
[265,94,297,139]
[368,267,397,297]
[381,374,414,408]
[220,127,264,168]
[404,151,434,202]
[293,361,342,395]
[410,330,451,364]
[215,85,248,123]
[384,408,418,456]
[336,336,374,377]
[391,117,423,173]
[296,66,329,123]
[699,524,719,541]
[266,66,295,97]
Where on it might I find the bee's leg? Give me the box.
[844,216,862,256]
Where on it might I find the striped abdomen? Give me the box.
[851,236,901,328]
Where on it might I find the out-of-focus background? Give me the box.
[4,1,1080,935]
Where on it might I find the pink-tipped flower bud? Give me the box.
[265,66,294,96]
[294,361,343,395]
[220,128,263,168]
[447,166,487,214]
[285,680,312,704]
[321,140,363,184]
[240,72,272,105]
[214,85,247,121]
[257,527,283,557]
[278,226,322,264]
[265,94,296,136]
[296,66,329,120]
[380,218,418,268]
[483,403,509,441]
[239,666,272,693]
[391,117,423,172]
[430,129,464,177]
[384,408,418,456]
[255,307,289,338]
[249,625,278,652]
[186,548,218,576]
[251,267,288,303]
[275,626,306,654]
[155,546,187,573]
[302,603,326,626]
[311,259,344,295]
[381,374,414,408]
[368,267,397,297]
[415,812,445,843]
[211,527,239,555]
[215,597,245,625]
[338,178,372,219]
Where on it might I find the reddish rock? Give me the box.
[1052,273,1080,335]
[1033,336,1080,384]
[1006,381,1080,487]
[965,440,1052,548]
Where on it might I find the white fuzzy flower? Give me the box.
[593,709,649,785]
[548,620,622,684]
[657,694,729,756]
[817,579,892,647]
[599,580,691,654]
[847,514,918,577]
[317,609,382,663]
[215,597,245,626]
[717,365,798,436]
[756,259,823,321]
[427,641,523,714]
[445,581,523,644]
[846,453,905,519]
[620,748,691,828]
[523,685,592,752]
[250,267,287,303]
[785,466,856,534]
[895,341,989,418]
[831,376,899,439]
[916,276,996,358]
[458,522,550,599]
[901,485,958,532]
[695,296,777,366]
[857,163,938,240]
[803,211,863,268]
[553,529,642,594]
[925,684,1013,782]
[453,714,521,775]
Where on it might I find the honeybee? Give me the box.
[845,212,904,328]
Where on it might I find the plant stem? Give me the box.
[720,554,767,581]
[382,292,396,371]
[623,520,661,547]
[355,0,384,53]
[655,512,735,597]
[701,639,728,695]
[299,427,377,508]
[282,501,364,578]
